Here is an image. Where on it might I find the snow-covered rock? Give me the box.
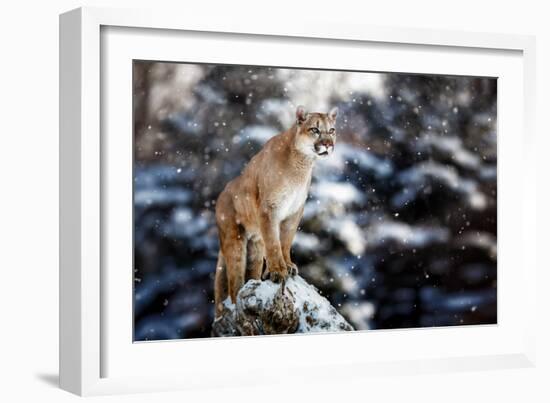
[211,275,354,336]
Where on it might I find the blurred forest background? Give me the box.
[133,61,497,341]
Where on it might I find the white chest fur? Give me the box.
[276,181,309,221]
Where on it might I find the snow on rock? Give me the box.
[211,276,354,336]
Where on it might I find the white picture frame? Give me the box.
[59,6,537,396]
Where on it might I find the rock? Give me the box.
[211,275,354,336]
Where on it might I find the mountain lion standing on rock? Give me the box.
[214,106,338,317]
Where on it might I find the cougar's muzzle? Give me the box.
[314,139,334,156]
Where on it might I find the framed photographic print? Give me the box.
[60,7,537,396]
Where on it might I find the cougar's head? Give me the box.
[294,105,338,158]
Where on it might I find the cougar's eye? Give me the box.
[329,128,335,134]
[309,127,320,136]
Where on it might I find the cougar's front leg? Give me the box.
[259,206,287,283]
[280,206,303,276]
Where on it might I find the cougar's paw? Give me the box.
[286,262,298,276]
[262,270,288,283]
[263,258,288,282]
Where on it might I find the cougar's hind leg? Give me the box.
[246,236,265,281]
[214,253,228,318]
[219,222,247,304]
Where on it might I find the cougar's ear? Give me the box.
[296,105,308,124]
[328,106,339,120]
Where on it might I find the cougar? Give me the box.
[214,105,338,316]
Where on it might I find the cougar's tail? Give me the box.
[214,252,227,318]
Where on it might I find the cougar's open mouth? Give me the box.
[315,144,333,156]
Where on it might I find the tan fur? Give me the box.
[214,106,338,317]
